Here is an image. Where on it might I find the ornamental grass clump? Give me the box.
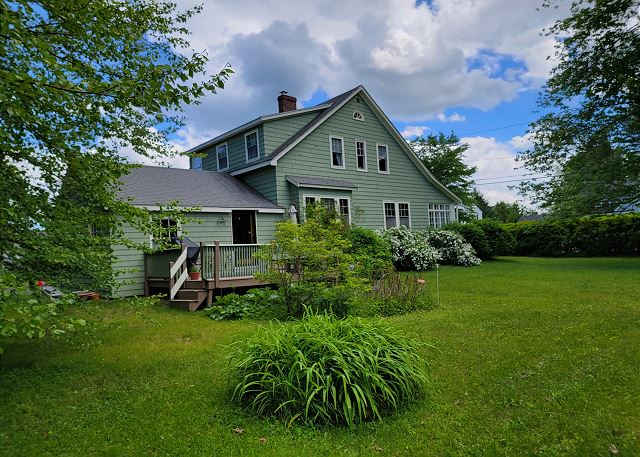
[228,312,428,427]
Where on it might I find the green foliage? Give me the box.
[410,133,477,202]
[256,214,355,317]
[520,0,640,215]
[505,213,640,256]
[491,201,525,223]
[1,1,230,290]
[345,227,393,278]
[446,220,514,259]
[228,311,428,427]
[0,272,86,354]
[204,289,286,321]
[351,272,434,317]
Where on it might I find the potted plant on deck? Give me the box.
[188,265,201,280]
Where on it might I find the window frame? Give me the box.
[355,139,368,172]
[216,142,229,172]
[244,129,260,163]
[150,217,182,248]
[303,194,351,224]
[352,110,365,121]
[376,143,390,174]
[382,201,411,229]
[329,135,346,170]
[428,203,452,228]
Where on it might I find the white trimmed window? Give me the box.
[245,130,259,162]
[216,143,228,171]
[377,144,389,173]
[304,195,351,223]
[356,140,367,171]
[428,203,452,228]
[330,137,345,169]
[384,202,411,229]
[353,110,364,121]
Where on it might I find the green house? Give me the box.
[114,86,461,309]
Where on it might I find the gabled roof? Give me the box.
[229,85,462,203]
[117,166,282,212]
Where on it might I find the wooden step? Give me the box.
[170,290,208,312]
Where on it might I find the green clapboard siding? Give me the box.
[274,96,455,230]
[262,111,318,154]
[240,167,278,204]
[111,212,283,297]
[202,126,265,173]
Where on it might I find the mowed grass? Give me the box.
[1,257,639,456]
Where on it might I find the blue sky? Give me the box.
[127,0,567,204]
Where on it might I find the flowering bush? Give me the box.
[379,226,440,271]
[424,230,481,266]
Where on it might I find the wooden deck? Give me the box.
[144,242,270,311]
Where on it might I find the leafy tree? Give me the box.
[1,0,231,283]
[492,201,525,223]
[520,0,640,215]
[410,133,477,202]
[0,0,230,345]
[471,190,494,219]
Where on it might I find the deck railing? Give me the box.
[200,242,269,280]
[168,246,188,300]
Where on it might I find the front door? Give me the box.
[232,210,257,244]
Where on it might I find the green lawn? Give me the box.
[1,257,639,456]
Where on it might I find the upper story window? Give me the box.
[330,136,345,169]
[428,203,451,228]
[353,110,364,121]
[245,130,259,163]
[384,202,411,229]
[377,144,389,174]
[192,156,203,171]
[216,143,228,171]
[356,140,367,171]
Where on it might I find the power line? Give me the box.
[458,121,534,137]
[474,176,554,185]
[466,155,519,162]
[474,172,542,181]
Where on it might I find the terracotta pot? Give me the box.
[189,271,201,280]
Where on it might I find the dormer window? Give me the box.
[330,136,345,169]
[245,130,259,162]
[377,144,389,174]
[353,110,364,121]
[216,143,228,171]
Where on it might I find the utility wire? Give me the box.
[458,121,534,137]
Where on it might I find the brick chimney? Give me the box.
[277,91,297,113]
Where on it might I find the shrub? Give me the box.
[228,311,428,427]
[204,288,286,321]
[424,230,481,266]
[446,220,514,259]
[445,222,492,259]
[506,213,640,256]
[346,227,393,278]
[379,226,440,271]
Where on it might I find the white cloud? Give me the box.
[463,135,531,204]
[436,112,466,122]
[510,132,534,150]
[401,125,430,138]
[167,0,566,137]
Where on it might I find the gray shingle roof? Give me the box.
[117,166,280,210]
[286,175,357,190]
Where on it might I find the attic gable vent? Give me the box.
[352,110,364,121]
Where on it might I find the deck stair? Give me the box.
[169,288,208,312]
